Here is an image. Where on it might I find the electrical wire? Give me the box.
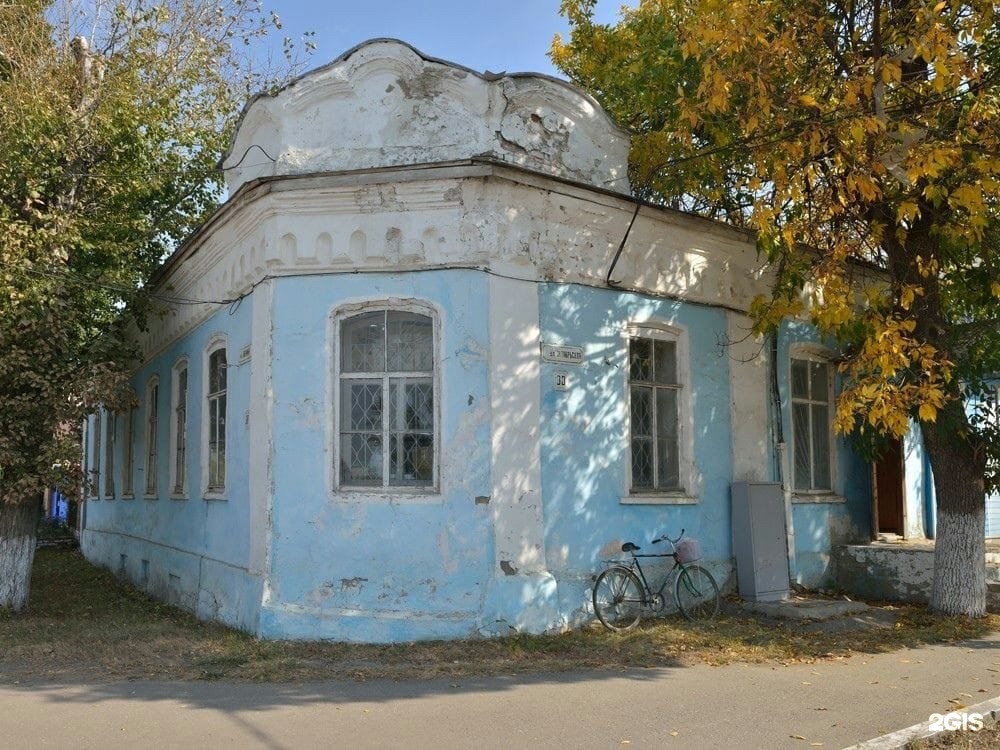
[11,262,761,319]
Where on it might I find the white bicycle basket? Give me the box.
[674,537,702,563]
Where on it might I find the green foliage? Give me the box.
[554,0,1000,493]
[0,0,309,502]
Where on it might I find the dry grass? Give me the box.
[0,548,996,683]
[908,724,1000,749]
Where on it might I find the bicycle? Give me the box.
[592,529,720,631]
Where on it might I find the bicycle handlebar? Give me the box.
[651,528,684,545]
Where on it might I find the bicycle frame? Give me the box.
[624,551,683,605]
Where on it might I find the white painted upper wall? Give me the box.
[222,39,631,195]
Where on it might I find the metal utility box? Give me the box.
[731,482,790,602]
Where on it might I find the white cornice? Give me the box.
[137,162,768,360]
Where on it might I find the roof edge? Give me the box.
[217,37,630,169]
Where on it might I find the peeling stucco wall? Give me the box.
[80,300,263,633]
[834,545,935,602]
[79,39,886,642]
[223,39,631,196]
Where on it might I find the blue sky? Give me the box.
[266,1,625,79]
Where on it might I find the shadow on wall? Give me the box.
[485,239,743,630]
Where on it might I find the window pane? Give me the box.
[105,413,115,496]
[631,437,654,488]
[342,381,383,431]
[657,437,680,489]
[387,312,433,372]
[629,337,653,381]
[654,340,677,385]
[810,361,829,403]
[342,312,385,372]
[811,403,831,490]
[342,434,382,485]
[390,433,434,484]
[656,388,678,442]
[793,402,811,490]
[656,388,679,489]
[123,408,134,495]
[630,386,653,437]
[209,349,227,393]
[791,359,809,399]
[389,380,433,431]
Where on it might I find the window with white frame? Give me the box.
[337,307,436,489]
[122,406,135,497]
[144,379,159,496]
[90,412,101,499]
[171,361,188,495]
[104,411,116,498]
[791,356,833,492]
[206,344,227,493]
[628,328,686,492]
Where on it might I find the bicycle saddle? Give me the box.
[621,542,640,552]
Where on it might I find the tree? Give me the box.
[0,0,309,612]
[554,0,1000,615]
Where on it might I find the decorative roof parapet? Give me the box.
[222,39,631,196]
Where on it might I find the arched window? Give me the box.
[205,340,227,495]
[122,404,136,497]
[626,323,691,494]
[790,349,834,492]
[335,306,437,489]
[170,359,189,496]
[144,378,160,497]
[104,410,116,498]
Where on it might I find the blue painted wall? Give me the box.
[81,297,262,631]
[777,321,872,586]
[537,283,735,619]
[259,270,495,641]
[81,270,882,640]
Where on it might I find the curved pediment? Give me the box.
[222,39,630,195]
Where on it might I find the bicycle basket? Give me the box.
[674,537,702,563]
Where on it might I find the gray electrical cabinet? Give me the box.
[731,482,790,602]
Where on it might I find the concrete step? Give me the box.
[988,582,1000,614]
[986,563,1000,584]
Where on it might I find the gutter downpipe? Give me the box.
[771,331,797,582]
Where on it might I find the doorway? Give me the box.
[874,438,904,536]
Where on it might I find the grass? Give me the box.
[908,724,1000,749]
[0,547,997,683]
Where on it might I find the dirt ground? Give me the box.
[1,547,996,683]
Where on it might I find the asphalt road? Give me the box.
[4,633,1000,749]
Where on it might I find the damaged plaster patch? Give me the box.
[340,576,368,590]
[500,560,518,576]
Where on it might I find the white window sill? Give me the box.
[793,492,846,504]
[121,494,134,501]
[142,495,158,501]
[332,489,444,505]
[170,494,189,501]
[102,496,115,501]
[620,493,699,505]
[203,492,227,502]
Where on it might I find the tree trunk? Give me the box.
[0,499,39,612]
[923,404,988,617]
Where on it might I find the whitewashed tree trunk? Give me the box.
[0,500,39,612]
[931,509,986,617]
[925,402,988,617]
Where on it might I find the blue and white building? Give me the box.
[80,40,877,641]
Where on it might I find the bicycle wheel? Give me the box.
[674,564,720,622]
[593,566,644,631]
